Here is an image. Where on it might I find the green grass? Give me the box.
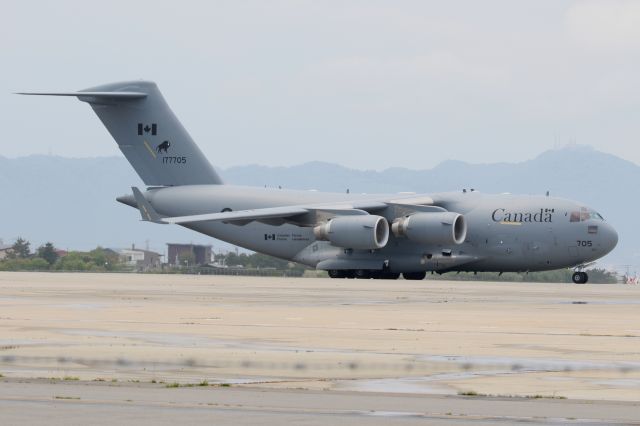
[528,394,567,400]
[165,382,180,388]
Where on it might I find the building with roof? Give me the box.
[0,244,13,260]
[117,244,163,271]
[167,243,212,266]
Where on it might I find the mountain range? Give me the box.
[0,145,636,271]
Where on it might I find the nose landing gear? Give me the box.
[572,271,589,284]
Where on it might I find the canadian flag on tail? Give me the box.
[137,123,157,136]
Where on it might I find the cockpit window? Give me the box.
[569,207,604,222]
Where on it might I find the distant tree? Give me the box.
[10,237,30,259]
[89,247,120,271]
[224,252,249,267]
[0,257,49,271]
[37,242,58,265]
[246,252,290,269]
[584,268,618,284]
[53,247,123,272]
[212,251,308,274]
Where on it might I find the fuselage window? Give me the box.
[570,211,581,222]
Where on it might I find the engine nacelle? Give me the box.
[391,212,467,245]
[313,215,389,250]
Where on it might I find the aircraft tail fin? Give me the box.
[18,81,223,186]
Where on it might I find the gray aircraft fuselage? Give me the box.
[21,80,618,281]
[118,184,618,274]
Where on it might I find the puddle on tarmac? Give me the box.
[420,355,640,372]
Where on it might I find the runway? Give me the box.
[0,272,639,424]
[2,379,639,425]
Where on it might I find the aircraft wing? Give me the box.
[157,204,378,226]
[131,187,439,226]
[162,206,314,224]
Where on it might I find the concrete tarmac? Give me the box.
[0,272,639,424]
[2,379,639,425]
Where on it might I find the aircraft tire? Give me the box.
[371,271,383,279]
[355,269,371,279]
[380,272,401,280]
[572,271,588,284]
[328,270,345,279]
[402,271,427,280]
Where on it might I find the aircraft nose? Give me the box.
[601,222,618,255]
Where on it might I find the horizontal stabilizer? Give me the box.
[16,91,147,100]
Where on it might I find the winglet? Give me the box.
[131,187,166,224]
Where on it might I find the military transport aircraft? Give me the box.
[19,81,618,283]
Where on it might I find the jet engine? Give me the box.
[313,215,389,250]
[391,212,467,245]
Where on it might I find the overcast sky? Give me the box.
[3,0,640,170]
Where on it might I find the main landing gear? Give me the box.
[327,269,400,279]
[402,271,427,280]
[572,271,589,284]
[327,270,426,280]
